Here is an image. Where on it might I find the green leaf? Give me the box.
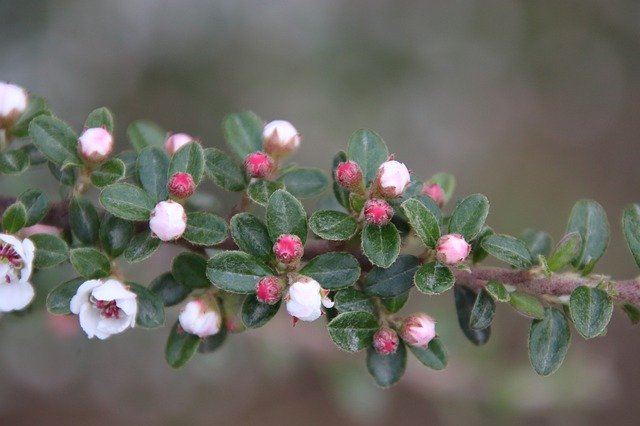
[242,295,281,329]
[2,202,27,234]
[622,304,640,324]
[127,120,166,152]
[11,96,50,138]
[566,199,610,271]
[149,272,190,307]
[428,172,456,203]
[361,222,400,268]
[69,247,111,278]
[408,338,448,370]
[520,228,552,259]
[46,278,84,314]
[547,232,582,272]
[332,151,351,210]
[0,149,29,175]
[123,230,161,262]
[84,107,114,133]
[309,210,358,241]
[230,213,273,262]
[183,212,228,246]
[485,281,510,302]
[31,233,69,269]
[137,147,169,202]
[199,328,228,353]
[509,291,545,319]
[400,198,440,249]
[18,189,49,227]
[299,252,360,290]
[346,129,389,186]
[414,262,455,295]
[379,292,409,313]
[99,183,156,221]
[69,195,100,244]
[363,255,420,297]
[48,160,76,187]
[247,179,285,206]
[349,193,366,214]
[334,288,375,314]
[622,204,640,269]
[168,141,205,184]
[366,342,407,388]
[448,194,490,241]
[454,286,491,346]
[206,251,274,294]
[203,147,247,192]
[126,282,165,328]
[266,189,308,243]
[99,215,134,258]
[277,167,329,199]
[569,286,613,339]
[165,320,200,368]
[327,311,379,352]
[223,111,264,160]
[172,252,210,289]
[469,289,496,330]
[528,307,571,376]
[91,158,126,187]
[118,150,138,178]
[481,234,533,269]
[29,115,81,167]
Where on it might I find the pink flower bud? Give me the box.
[273,234,304,264]
[20,224,62,238]
[422,183,445,208]
[376,160,411,198]
[256,276,283,305]
[167,172,196,199]
[244,151,274,178]
[0,82,28,128]
[436,233,471,265]
[179,299,221,338]
[373,327,400,355]
[149,200,187,241]
[78,127,113,163]
[263,120,300,157]
[400,313,437,347]
[363,198,394,226]
[164,133,195,156]
[335,161,363,190]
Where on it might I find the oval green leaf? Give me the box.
[366,342,407,388]
[183,212,228,246]
[165,320,200,368]
[266,189,308,243]
[361,222,400,268]
[569,286,613,339]
[481,234,533,269]
[206,251,274,293]
[566,199,610,272]
[448,193,489,241]
[242,295,281,329]
[401,198,440,248]
[99,183,156,221]
[69,247,111,278]
[327,311,379,352]
[299,252,360,290]
[308,210,358,241]
[414,262,455,295]
[172,252,210,289]
[408,338,448,370]
[204,147,247,192]
[346,129,389,186]
[277,167,329,199]
[363,255,420,297]
[528,307,571,376]
[230,213,273,262]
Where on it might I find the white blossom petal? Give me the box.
[0,280,34,312]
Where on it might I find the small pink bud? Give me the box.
[364,198,394,226]
[256,276,283,305]
[436,233,471,265]
[263,120,300,157]
[164,133,195,156]
[149,200,187,241]
[0,82,28,128]
[373,327,400,355]
[400,313,437,347]
[335,161,363,190]
[244,151,274,178]
[376,160,411,198]
[273,234,304,264]
[422,183,445,208]
[78,127,113,163]
[167,172,196,199]
[20,224,62,238]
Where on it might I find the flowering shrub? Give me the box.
[1,82,640,387]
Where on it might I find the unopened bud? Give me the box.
[179,299,221,338]
[422,183,445,208]
[244,151,273,178]
[164,133,195,156]
[0,82,28,128]
[364,198,394,226]
[373,327,400,355]
[335,161,363,191]
[78,127,113,163]
[376,160,411,198]
[256,276,283,305]
[436,233,471,266]
[149,200,187,241]
[400,313,437,347]
[263,120,300,157]
[167,172,196,199]
[273,234,304,264]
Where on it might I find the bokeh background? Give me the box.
[2,1,640,424]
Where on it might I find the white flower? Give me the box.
[0,233,35,312]
[178,299,221,338]
[149,200,187,241]
[165,133,195,156]
[78,127,113,163]
[70,278,137,340]
[376,160,411,198]
[262,120,300,156]
[285,276,334,322]
[0,82,28,127]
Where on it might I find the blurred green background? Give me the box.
[2,1,640,424]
